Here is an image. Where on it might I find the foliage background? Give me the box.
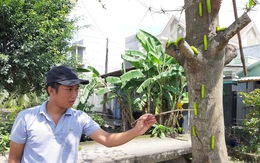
[238,89,260,154]
[0,0,77,96]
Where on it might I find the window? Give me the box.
[72,40,85,63]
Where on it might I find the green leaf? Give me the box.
[249,0,256,7]
[106,76,122,84]
[136,29,162,53]
[121,50,146,69]
[77,66,100,77]
[163,85,181,95]
[107,93,117,100]
[136,78,156,93]
[120,69,145,82]
[160,132,166,138]
[95,87,114,95]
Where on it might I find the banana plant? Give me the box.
[76,66,101,113]
[77,30,187,129]
[99,68,146,130]
[77,65,145,130]
[122,29,187,125]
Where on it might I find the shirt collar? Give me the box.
[39,101,72,116]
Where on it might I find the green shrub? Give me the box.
[90,114,106,127]
[0,91,45,154]
[238,89,260,154]
[0,122,12,155]
[151,123,177,138]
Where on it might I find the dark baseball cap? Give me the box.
[47,65,89,86]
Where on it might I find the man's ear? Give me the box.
[47,86,55,96]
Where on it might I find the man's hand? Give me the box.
[134,114,157,135]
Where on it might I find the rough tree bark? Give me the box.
[165,0,251,162]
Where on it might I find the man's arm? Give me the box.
[89,114,156,147]
[8,140,24,163]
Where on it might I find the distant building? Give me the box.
[229,22,260,47]
[72,38,123,74]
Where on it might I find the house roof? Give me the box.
[234,76,260,82]
[159,15,186,36]
[100,67,135,78]
[228,56,260,66]
[236,59,260,76]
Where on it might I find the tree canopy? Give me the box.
[0,0,76,95]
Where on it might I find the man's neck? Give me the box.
[46,101,67,124]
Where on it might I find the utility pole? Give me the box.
[232,0,248,76]
[103,38,109,115]
[105,38,109,74]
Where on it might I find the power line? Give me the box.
[135,0,184,23]
[73,34,125,47]
[79,0,107,39]
[72,0,126,48]
[136,0,184,14]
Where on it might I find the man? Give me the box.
[8,65,156,163]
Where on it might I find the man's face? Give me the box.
[50,84,79,109]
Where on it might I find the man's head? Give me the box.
[47,65,88,86]
[46,65,88,95]
[46,66,88,108]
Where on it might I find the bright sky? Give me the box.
[71,0,260,44]
[69,0,260,74]
[71,0,183,45]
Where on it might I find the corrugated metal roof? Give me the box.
[100,67,135,78]
[234,76,260,82]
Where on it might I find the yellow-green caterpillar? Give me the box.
[192,126,197,137]
[203,35,208,51]
[216,26,226,32]
[175,37,184,47]
[211,135,215,150]
[193,102,198,115]
[198,2,203,17]
[201,84,205,99]
[191,46,198,55]
[167,39,175,48]
[206,0,211,14]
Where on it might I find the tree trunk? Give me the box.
[116,97,133,131]
[186,55,227,162]
[165,0,251,162]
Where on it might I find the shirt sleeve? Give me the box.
[10,111,27,144]
[80,112,100,136]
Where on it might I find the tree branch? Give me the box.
[213,12,251,56]
[223,12,251,41]
[179,40,197,59]
[165,44,185,66]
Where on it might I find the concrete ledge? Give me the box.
[78,134,191,163]
[0,135,191,163]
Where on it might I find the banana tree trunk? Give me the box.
[116,97,133,131]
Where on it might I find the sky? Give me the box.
[69,0,260,74]
[71,0,260,44]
